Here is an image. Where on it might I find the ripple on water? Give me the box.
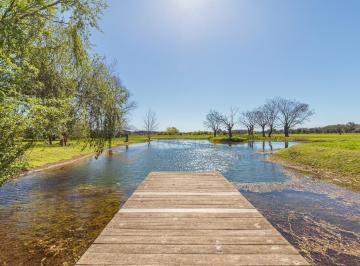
[0,140,359,265]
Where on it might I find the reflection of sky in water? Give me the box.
[0,140,294,208]
[0,139,359,265]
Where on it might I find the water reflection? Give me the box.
[0,140,359,265]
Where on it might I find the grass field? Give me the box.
[270,134,360,191]
[26,135,148,169]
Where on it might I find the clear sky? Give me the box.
[91,0,360,131]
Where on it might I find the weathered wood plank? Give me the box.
[77,253,309,265]
[94,235,290,245]
[76,171,309,265]
[85,243,300,254]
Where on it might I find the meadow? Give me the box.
[270,134,360,191]
[25,136,148,169]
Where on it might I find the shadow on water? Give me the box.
[0,140,359,265]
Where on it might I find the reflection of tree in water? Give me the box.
[269,141,273,151]
[248,141,254,149]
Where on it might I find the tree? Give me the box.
[0,97,32,184]
[254,108,267,137]
[30,98,72,145]
[218,108,238,139]
[166,127,179,135]
[239,110,257,136]
[204,110,222,137]
[277,98,314,137]
[77,57,135,154]
[0,0,106,180]
[143,109,158,141]
[263,98,279,137]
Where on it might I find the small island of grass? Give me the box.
[210,136,247,144]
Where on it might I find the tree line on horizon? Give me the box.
[204,97,314,138]
[0,1,133,182]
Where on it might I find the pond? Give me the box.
[0,140,359,265]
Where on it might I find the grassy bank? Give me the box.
[154,134,212,140]
[26,135,148,169]
[210,136,247,144]
[270,134,360,191]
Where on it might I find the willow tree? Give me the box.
[77,57,135,155]
[0,0,107,181]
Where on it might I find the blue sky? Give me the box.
[91,0,360,131]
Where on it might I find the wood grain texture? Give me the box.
[76,171,309,265]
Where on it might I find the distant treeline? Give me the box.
[134,122,360,136]
[290,122,360,134]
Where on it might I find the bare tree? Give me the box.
[277,98,314,137]
[263,98,279,137]
[143,109,158,142]
[218,107,238,139]
[239,110,257,136]
[204,110,222,137]
[254,108,267,137]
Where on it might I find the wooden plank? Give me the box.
[76,171,309,265]
[85,243,300,254]
[77,254,308,265]
[94,235,290,245]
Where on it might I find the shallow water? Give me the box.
[0,140,359,265]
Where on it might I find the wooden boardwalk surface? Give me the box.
[77,171,309,265]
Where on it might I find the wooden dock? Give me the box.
[76,171,309,265]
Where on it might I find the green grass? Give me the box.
[153,134,212,140]
[26,136,148,169]
[210,136,247,144]
[271,134,360,191]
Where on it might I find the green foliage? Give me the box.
[166,127,180,135]
[0,1,135,184]
[77,56,134,154]
[0,97,32,183]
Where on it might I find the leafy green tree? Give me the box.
[77,57,135,154]
[0,1,138,183]
[166,127,180,135]
[0,97,32,183]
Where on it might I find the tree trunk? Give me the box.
[61,133,68,146]
[228,127,232,139]
[213,130,217,137]
[268,126,273,137]
[284,125,289,137]
[48,135,52,145]
[262,126,265,137]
